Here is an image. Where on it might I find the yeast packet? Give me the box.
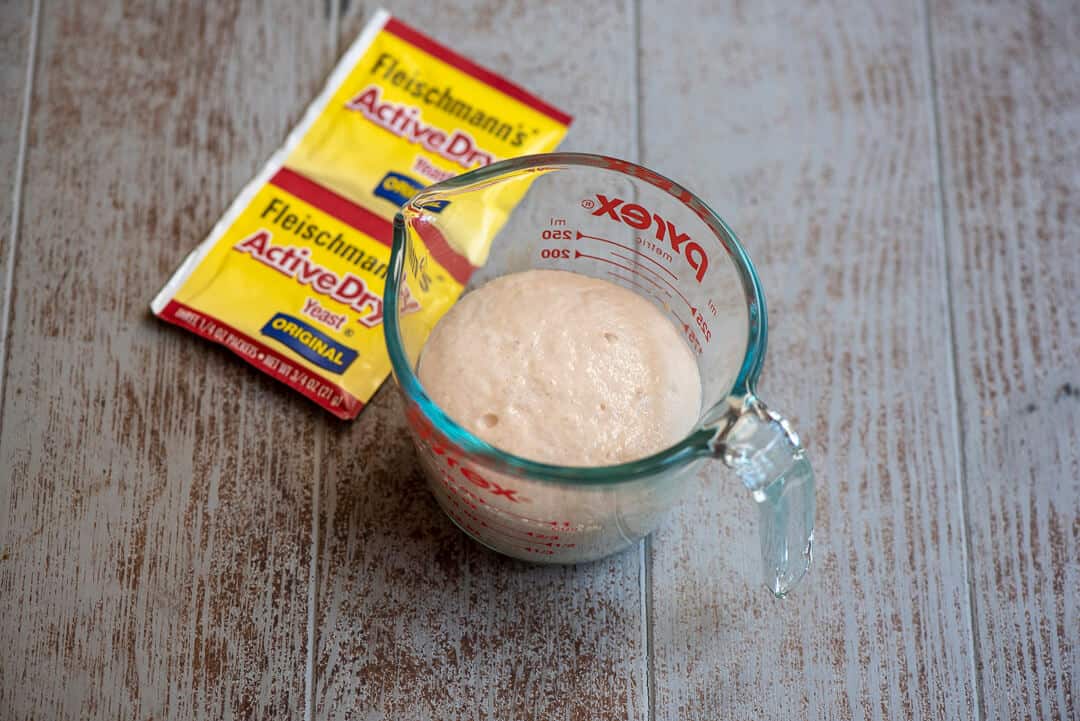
[152,9,571,418]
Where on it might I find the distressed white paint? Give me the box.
[0,2,337,718]
[641,1,978,719]
[0,1,1076,719]
[931,2,1079,719]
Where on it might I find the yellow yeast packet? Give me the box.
[152,9,571,418]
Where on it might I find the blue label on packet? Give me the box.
[374,171,448,211]
[261,313,357,374]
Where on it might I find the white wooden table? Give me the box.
[1,1,1076,719]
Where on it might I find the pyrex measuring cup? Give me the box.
[384,153,814,597]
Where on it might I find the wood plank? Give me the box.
[0,2,336,718]
[640,1,977,718]
[312,4,646,719]
[929,2,1079,719]
[0,0,35,396]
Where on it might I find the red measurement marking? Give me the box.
[447,496,541,543]
[573,250,669,294]
[606,250,697,315]
[460,505,553,543]
[436,474,582,541]
[576,231,679,280]
[437,471,487,507]
[606,270,666,296]
[606,272,670,308]
[444,506,483,538]
[673,312,704,354]
[442,480,482,511]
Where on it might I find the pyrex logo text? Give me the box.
[590,194,709,282]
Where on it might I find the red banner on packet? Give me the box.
[151,9,571,418]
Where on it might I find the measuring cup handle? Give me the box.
[711,396,815,598]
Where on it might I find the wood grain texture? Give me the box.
[640,1,978,718]
[0,2,335,718]
[311,3,647,720]
[930,2,1079,719]
[3,2,1075,720]
[0,0,34,393]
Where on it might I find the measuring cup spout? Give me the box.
[709,395,815,598]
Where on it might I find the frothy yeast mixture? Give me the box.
[417,270,701,466]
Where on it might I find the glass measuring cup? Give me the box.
[384,153,814,597]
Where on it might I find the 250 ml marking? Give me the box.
[534,226,715,352]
